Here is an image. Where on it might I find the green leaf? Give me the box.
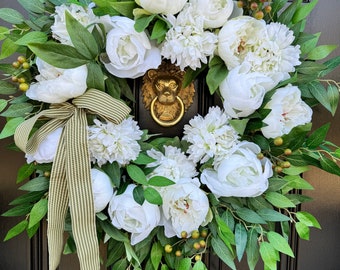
[282,175,314,191]
[110,1,137,18]
[124,241,140,264]
[211,236,236,270]
[282,165,309,176]
[319,55,340,77]
[0,8,24,24]
[246,228,260,270]
[133,185,145,205]
[295,222,310,240]
[235,223,247,261]
[257,209,290,222]
[151,242,162,270]
[19,176,49,192]
[9,191,45,205]
[229,119,249,135]
[206,56,228,94]
[2,204,33,217]
[216,215,235,248]
[134,14,156,32]
[236,208,267,224]
[106,241,125,267]
[28,198,48,228]
[297,32,320,56]
[296,60,325,75]
[320,157,340,176]
[65,12,99,59]
[327,84,339,116]
[0,99,8,113]
[0,38,19,60]
[101,162,121,188]
[86,61,105,91]
[0,117,25,139]
[3,220,28,241]
[277,0,301,25]
[151,19,168,43]
[292,0,318,24]
[148,176,175,187]
[193,260,207,270]
[144,187,162,205]
[259,242,278,270]
[0,80,17,95]
[28,42,90,69]
[126,164,148,185]
[0,26,9,40]
[99,220,129,242]
[133,153,156,165]
[96,212,107,221]
[1,103,33,117]
[265,192,296,208]
[308,45,338,61]
[17,0,45,14]
[112,258,128,270]
[178,258,192,270]
[267,231,294,257]
[296,211,321,229]
[63,235,76,254]
[15,31,48,46]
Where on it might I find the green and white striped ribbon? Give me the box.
[14,89,131,270]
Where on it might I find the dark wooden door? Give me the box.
[1,1,340,270]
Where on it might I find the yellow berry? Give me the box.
[273,137,283,146]
[194,255,201,261]
[250,2,258,11]
[181,231,188,238]
[22,62,30,69]
[199,240,206,248]
[12,61,20,68]
[264,5,272,13]
[164,244,172,253]
[18,77,26,83]
[191,230,200,239]
[284,148,292,155]
[19,82,29,91]
[44,171,51,178]
[254,11,264,20]
[257,153,264,160]
[175,250,182,257]
[17,56,27,63]
[282,161,291,168]
[236,1,243,8]
[274,166,283,174]
[200,229,208,238]
[11,76,18,82]
[193,242,201,250]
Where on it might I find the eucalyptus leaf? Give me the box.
[265,192,296,208]
[0,103,33,117]
[235,223,247,261]
[15,31,48,46]
[0,8,24,24]
[28,198,48,228]
[28,42,90,68]
[18,176,49,192]
[257,209,290,222]
[211,236,236,270]
[236,208,267,224]
[3,220,28,241]
[0,117,25,139]
[246,228,260,270]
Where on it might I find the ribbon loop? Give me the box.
[14,89,131,270]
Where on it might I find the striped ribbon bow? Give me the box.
[14,89,131,270]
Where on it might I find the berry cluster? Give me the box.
[11,55,31,91]
[237,0,272,20]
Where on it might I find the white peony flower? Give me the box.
[146,146,198,182]
[108,184,161,245]
[201,141,272,197]
[51,3,112,45]
[88,118,143,167]
[261,84,313,138]
[137,0,187,14]
[102,16,161,79]
[160,179,210,238]
[25,128,62,164]
[26,58,88,103]
[91,168,114,213]
[220,63,275,118]
[183,106,239,165]
[218,16,266,70]
[161,3,218,70]
[191,0,234,29]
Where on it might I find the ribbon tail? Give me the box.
[65,108,100,270]
[47,133,69,270]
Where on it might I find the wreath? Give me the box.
[1,0,340,270]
